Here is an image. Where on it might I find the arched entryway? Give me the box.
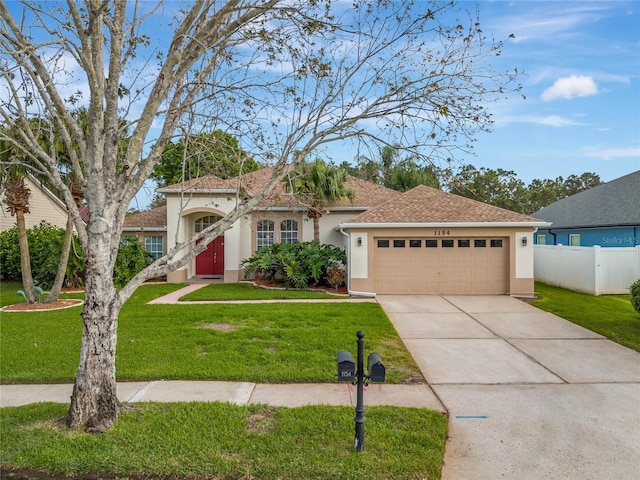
[195,215,224,276]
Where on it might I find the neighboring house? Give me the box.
[533,170,640,247]
[123,205,168,261]
[0,175,69,232]
[125,167,547,296]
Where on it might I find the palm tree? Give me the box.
[288,159,354,242]
[3,172,38,303]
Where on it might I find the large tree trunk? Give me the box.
[46,216,74,303]
[66,246,123,432]
[16,210,38,303]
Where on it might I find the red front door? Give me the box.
[196,236,224,276]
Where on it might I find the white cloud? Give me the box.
[537,115,583,127]
[541,75,598,101]
[584,146,640,160]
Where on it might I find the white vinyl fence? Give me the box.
[534,245,640,295]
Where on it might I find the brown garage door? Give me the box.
[374,237,508,294]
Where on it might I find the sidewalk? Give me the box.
[0,380,445,411]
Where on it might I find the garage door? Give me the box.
[374,237,508,294]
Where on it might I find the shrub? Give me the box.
[630,279,640,314]
[241,241,346,289]
[0,221,84,287]
[113,237,153,288]
[0,221,152,289]
[326,267,346,289]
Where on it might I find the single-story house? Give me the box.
[125,167,548,296]
[533,170,639,248]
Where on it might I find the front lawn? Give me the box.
[0,282,422,384]
[532,282,640,351]
[1,281,445,480]
[1,402,447,480]
[180,282,347,301]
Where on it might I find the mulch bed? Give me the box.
[1,299,83,312]
[247,278,348,296]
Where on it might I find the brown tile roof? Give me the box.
[124,205,167,229]
[160,167,399,210]
[160,175,236,191]
[345,184,545,224]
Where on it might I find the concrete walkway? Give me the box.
[0,380,443,410]
[377,294,640,480]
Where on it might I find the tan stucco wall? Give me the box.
[344,225,537,296]
[167,268,188,283]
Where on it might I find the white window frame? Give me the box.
[537,234,546,245]
[145,236,164,261]
[257,220,275,251]
[280,219,298,244]
[569,234,580,246]
[195,215,221,233]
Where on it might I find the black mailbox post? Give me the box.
[336,330,385,452]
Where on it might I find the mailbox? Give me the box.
[337,350,355,382]
[367,353,385,383]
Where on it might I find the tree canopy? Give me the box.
[151,130,260,187]
[449,165,601,214]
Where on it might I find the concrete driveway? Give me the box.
[377,295,640,480]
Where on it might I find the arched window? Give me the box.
[195,215,221,233]
[256,220,275,250]
[280,219,298,244]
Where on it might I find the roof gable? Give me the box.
[533,170,640,228]
[345,184,544,224]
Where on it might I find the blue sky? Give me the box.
[458,1,639,184]
[129,1,640,208]
[3,1,638,210]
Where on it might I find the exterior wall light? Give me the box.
[357,236,362,246]
[522,236,528,246]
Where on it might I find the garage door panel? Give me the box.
[374,237,508,294]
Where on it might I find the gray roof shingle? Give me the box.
[533,170,640,229]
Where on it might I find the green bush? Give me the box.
[0,221,84,287]
[0,221,152,289]
[630,279,640,314]
[241,241,346,289]
[113,237,153,288]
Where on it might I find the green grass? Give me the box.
[0,281,85,307]
[1,402,447,480]
[181,283,347,301]
[532,282,640,351]
[0,282,422,384]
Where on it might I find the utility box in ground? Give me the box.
[337,351,355,382]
